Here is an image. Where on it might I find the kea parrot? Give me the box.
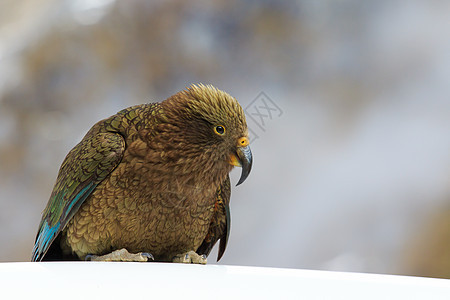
[31,84,252,264]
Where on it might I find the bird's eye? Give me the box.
[214,125,226,135]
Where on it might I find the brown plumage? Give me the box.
[32,84,252,263]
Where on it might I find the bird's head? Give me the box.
[161,84,252,186]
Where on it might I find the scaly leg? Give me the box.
[172,250,207,264]
[85,248,154,262]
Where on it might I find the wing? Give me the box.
[31,129,125,262]
[197,175,231,261]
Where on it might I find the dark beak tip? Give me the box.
[236,178,245,186]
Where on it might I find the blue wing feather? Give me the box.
[32,183,97,261]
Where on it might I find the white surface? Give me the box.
[1,262,449,299]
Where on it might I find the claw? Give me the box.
[172,251,207,264]
[141,252,154,261]
[85,254,96,261]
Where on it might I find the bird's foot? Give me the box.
[172,251,207,264]
[85,248,154,262]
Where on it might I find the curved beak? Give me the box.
[228,141,253,186]
[235,145,252,186]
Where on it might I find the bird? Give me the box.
[31,84,252,264]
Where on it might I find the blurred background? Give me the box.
[1,0,449,278]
